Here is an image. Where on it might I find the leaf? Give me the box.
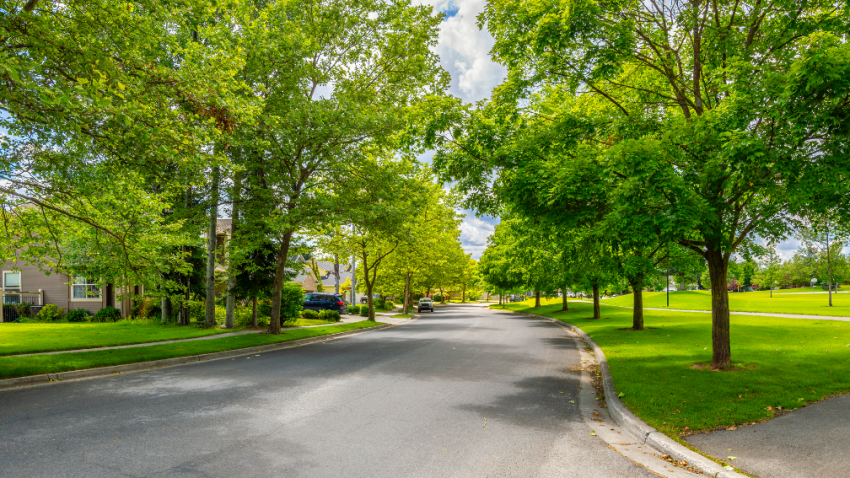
[617,392,625,398]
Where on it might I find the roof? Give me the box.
[291,259,354,287]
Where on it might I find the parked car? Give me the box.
[303,293,347,314]
[417,298,434,313]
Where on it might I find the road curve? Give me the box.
[1,304,654,477]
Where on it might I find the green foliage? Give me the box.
[301,309,320,319]
[65,309,90,323]
[347,305,359,315]
[35,304,65,322]
[91,306,122,323]
[279,283,304,321]
[319,310,341,322]
[432,293,442,302]
[359,305,369,317]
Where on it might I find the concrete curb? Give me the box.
[0,317,417,391]
[518,312,747,478]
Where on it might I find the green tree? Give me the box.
[428,0,850,368]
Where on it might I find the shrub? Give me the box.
[215,305,227,326]
[432,293,442,302]
[280,282,304,321]
[385,300,395,309]
[301,309,319,319]
[35,304,65,322]
[359,305,369,317]
[373,297,385,309]
[66,309,90,323]
[319,309,340,322]
[92,306,122,323]
[347,305,359,315]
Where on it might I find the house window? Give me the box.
[72,277,101,300]
[3,271,21,304]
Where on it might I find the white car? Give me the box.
[417,298,434,313]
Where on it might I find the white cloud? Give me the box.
[459,212,497,259]
[416,0,507,103]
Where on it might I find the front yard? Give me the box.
[494,299,850,437]
[0,321,232,356]
[0,321,385,379]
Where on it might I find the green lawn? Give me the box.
[0,321,384,379]
[493,298,850,436]
[602,290,850,317]
[0,321,233,356]
[391,313,413,318]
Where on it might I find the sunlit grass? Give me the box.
[493,300,850,435]
[0,321,384,379]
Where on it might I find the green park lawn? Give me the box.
[0,321,384,379]
[493,298,850,436]
[391,313,414,318]
[602,289,850,317]
[0,321,233,356]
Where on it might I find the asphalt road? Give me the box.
[1,304,654,477]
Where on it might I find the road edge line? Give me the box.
[0,316,418,391]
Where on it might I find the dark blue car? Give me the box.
[303,293,347,314]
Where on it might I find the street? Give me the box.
[1,304,653,477]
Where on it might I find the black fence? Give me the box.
[1,292,43,322]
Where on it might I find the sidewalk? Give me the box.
[8,312,402,357]
[584,300,850,322]
[686,395,850,477]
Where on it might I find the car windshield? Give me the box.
[420,299,431,303]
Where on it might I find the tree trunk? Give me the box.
[334,254,340,295]
[498,289,502,306]
[403,271,411,314]
[561,285,569,311]
[827,229,833,307]
[462,284,466,303]
[252,296,258,328]
[161,297,171,323]
[592,283,601,319]
[630,279,644,330]
[268,230,294,334]
[535,290,541,307]
[360,250,377,321]
[706,246,732,369]
[225,172,242,329]
[205,166,220,328]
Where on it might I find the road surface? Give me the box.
[1,304,654,477]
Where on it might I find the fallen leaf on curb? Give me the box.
[590,431,596,436]
[618,392,625,398]
[726,427,737,431]
[724,466,734,471]
[728,456,737,460]
[569,400,575,403]
[483,418,487,428]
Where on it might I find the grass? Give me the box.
[493,298,850,436]
[0,320,384,379]
[603,289,850,317]
[0,320,233,356]
[391,313,413,318]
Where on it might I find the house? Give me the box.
[290,255,356,297]
[0,260,139,322]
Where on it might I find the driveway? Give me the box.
[1,304,654,477]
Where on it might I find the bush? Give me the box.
[66,309,90,323]
[35,304,65,322]
[280,282,304,321]
[301,309,319,319]
[319,309,340,322]
[385,300,395,309]
[347,305,359,315]
[359,305,369,317]
[215,305,227,326]
[373,297,385,309]
[432,293,442,302]
[91,306,122,323]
